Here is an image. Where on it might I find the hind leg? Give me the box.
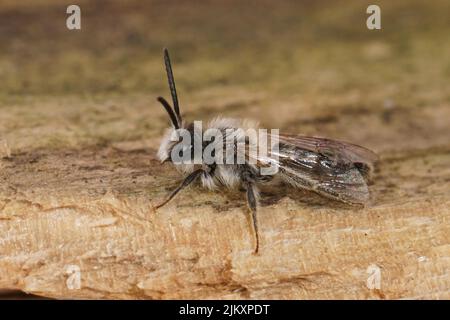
[244,180,260,254]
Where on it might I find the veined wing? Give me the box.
[277,134,378,173]
[255,133,378,204]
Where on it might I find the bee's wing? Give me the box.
[254,134,378,204]
[277,134,379,169]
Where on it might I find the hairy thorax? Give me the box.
[158,117,261,190]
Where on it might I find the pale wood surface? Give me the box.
[0,0,449,299]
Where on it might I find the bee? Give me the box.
[155,48,378,254]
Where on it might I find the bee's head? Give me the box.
[156,48,192,169]
[157,126,192,164]
[157,126,197,180]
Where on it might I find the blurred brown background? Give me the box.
[1,0,449,151]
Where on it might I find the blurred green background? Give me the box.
[0,0,449,152]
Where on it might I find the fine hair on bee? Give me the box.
[155,48,378,254]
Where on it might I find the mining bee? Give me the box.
[155,48,378,254]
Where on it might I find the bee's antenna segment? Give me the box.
[157,96,179,129]
[163,48,181,124]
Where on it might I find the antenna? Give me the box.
[157,96,179,129]
[163,48,181,123]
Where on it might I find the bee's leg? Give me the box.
[155,169,204,209]
[244,181,260,254]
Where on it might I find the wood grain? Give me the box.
[0,0,449,299]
